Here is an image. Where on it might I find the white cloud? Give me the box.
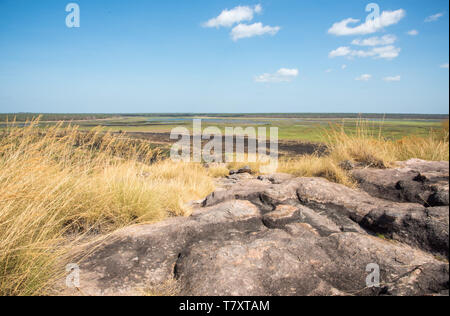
[255,68,299,83]
[341,64,347,70]
[231,22,280,41]
[440,63,449,69]
[351,34,397,46]
[329,45,400,60]
[203,5,261,28]
[203,4,279,41]
[325,69,333,73]
[328,9,405,36]
[383,75,401,82]
[362,46,401,59]
[425,12,445,22]
[407,29,419,36]
[355,74,372,81]
[329,46,351,58]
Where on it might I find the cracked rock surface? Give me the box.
[63,159,449,296]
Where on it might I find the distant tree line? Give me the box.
[1,112,448,122]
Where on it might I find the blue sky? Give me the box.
[0,0,448,114]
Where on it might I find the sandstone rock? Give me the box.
[64,200,262,296]
[262,204,342,236]
[257,173,295,184]
[294,177,449,257]
[237,165,252,174]
[205,166,449,256]
[60,160,449,296]
[398,159,450,173]
[228,166,252,176]
[227,173,254,181]
[64,200,448,296]
[351,159,449,206]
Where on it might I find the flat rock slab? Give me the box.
[61,160,449,296]
[352,159,449,206]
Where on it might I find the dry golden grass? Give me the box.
[326,120,449,166]
[325,120,395,168]
[0,120,214,296]
[279,155,356,187]
[440,119,449,142]
[205,164,230,178]
[278,119,449,185]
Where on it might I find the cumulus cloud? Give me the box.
[407,29,419,36]
[356,46,401,59]
[325,69,333,73]
[329,45,400,60]
[355,74,372,81]
[425,12,445,22]
[255,68,299,83]
[329,46,352,58]
[203,5,262,28]
[231,22,280,41]
[351,34,397,46]
[341,64,347,70]
[328,9,405,36]
[383,75,401,82]
[203,5,280,41]
[440,63,449,69]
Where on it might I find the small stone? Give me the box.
[339,160,356,171]
[237,166,252,174]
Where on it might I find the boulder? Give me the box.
[294,177,449,256]
[237,165,252,174]
[351,159,449,206]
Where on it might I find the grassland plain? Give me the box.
[1,113,448,142]
[0,115,448,295]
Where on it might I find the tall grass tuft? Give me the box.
[325,120,396,168]
[0,119,215,295]
[279,119,449,185]
[279,155,356,187]
[326,119,449,166]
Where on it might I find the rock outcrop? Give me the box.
[63,159,449,296]
[351,159,449,206]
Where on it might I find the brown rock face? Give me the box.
[351,159,449,206]
[63,160,449,296]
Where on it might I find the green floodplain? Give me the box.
[1,113,448,143]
